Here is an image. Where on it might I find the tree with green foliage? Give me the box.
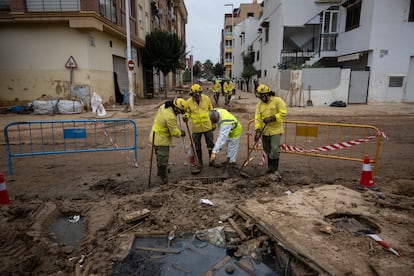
[202,59,214,80]
[213,63,225,78]
[241,47,258,92]
[141,30,186,98]
[193,61,202,79]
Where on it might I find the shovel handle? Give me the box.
[148,131,155,188]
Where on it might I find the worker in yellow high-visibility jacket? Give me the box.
[183,84,215,167]
[254,84,287,180]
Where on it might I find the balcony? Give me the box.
[281,33,337,67]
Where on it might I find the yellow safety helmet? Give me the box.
[190,84,202,95]
[256,84,271,97]
[173,97,188,114]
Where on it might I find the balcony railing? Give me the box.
[280,33,337,67]
[320,33,337,52]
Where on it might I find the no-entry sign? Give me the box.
[128,60,134,71]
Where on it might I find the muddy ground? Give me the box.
[0,87,413,275]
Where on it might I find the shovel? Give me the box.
[148,131,155,188]
[240,124,267,178]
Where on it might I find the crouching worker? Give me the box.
[149,98,187,184]
[209,108,242,168]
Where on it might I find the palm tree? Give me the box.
[141,30,186,98]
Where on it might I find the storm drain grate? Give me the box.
[183,176,227,184]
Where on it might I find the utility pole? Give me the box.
[125,0,134,111]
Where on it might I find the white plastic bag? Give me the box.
[91,92,107,117]
[195,226,226,248]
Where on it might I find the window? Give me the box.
[130,0,136,18]
[139,5,143,28]
[145,13,150,33]
[409,0,414,22]
[247,12,254,18]
[99,0,116,23]
[389,76,404,87]
[256,50,260,61]
[345,0,361,31]
[27,0,80,12]
[0,0,10,11]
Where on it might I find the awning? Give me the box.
[338,53,361,62]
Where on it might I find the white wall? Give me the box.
[367,0,414,103]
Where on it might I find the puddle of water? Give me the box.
[51,215,85,248]
[113,235,278,275]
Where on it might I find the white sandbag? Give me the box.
[32,99,59,115]
[58,100,84,114]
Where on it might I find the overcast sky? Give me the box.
[185,0,250,64]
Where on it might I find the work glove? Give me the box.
[183,115,189,123]
[263,115,276,124]
[254,129,261,142]
[210,153,217,162]
[181,130,186,137]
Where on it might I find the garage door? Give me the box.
[113,56,128,94]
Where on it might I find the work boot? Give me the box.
[228,162,238,169]
[269,159,282,181]
[266,158,276,174]
[158,165,168,184]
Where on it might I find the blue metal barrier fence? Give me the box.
[3,119,138,174]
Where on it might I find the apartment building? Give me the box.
[232,0,414,104]
[221,0,262,79]
[0,0,187,105]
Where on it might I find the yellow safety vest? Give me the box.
[255,96,287,135]
[186,94,213,133]
[149,104,182,146]
[212,82,222,91]
[223,81,234,94]
[216,108,242,138]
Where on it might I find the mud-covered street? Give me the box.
[1,89,414,275]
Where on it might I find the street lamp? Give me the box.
[224,3,234,79]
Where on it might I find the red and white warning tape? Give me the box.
[281,131,388,153]
[366,234,403,258]
[248,130,388,165]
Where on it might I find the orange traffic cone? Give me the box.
[0,172,11,205]
[356,154,378,190]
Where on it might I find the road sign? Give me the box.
[65,56,77,69]
[128,60,134,71]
